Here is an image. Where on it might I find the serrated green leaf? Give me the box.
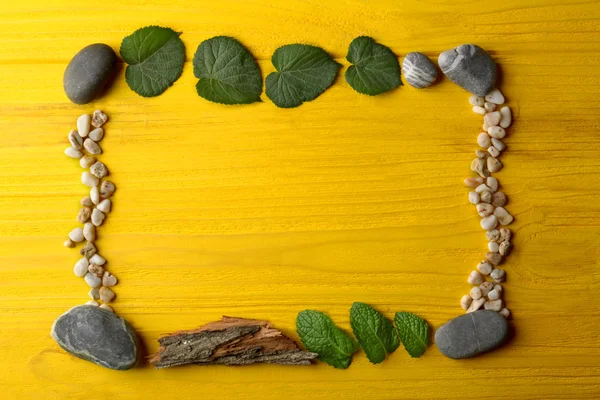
[296,310,358,369]
[350,302,399,364]
[120,26,185,97]
[265,44,341,108]
[345,36,401,96]
[193,36,262,105]
[394,311,430,358]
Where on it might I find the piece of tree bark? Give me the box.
[149,316,318,368]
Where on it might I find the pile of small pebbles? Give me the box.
[462,87,513,319]
[63,111,117,311]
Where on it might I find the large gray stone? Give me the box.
[51,305,138,370]
[435,310,509,359]
[402,52,437,89]
[438,44,496,96]
[63,44,117,104]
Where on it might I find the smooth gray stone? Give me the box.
[63,44,117,104]
[51,305,138,370]
[435,310,509,359]
[402,52,437,89]
[438,44,496,96]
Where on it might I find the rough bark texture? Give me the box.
[149,316,318,368]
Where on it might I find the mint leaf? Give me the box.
[265,44,341,108]
[120,26,185,97]
[394,312,430,358]
[296,310,358,369]
[193,36,262,105]
[345,36,401,96]
[350,302,399,364]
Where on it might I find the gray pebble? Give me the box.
[438,44,496,96]
[63,44,117,105]
[51,305,138,370]
[434,310,509,359]
[402,52,437,88]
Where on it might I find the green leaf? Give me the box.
[394,312,430,358]
[296,310,358,369]
[193,36,262,105]
[345,36,401,96]
[350,302,399,364]
[265,44,341,108]
[120,26,185,97]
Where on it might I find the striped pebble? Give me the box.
[402,52,437,89]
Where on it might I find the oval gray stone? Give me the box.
[402,52,437,89]
[435,310,509,359]
[51,305,138,370]
[438,44,496,96]
[63,44,117,104]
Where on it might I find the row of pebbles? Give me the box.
[63,110,117,312]
[462,89,513,318]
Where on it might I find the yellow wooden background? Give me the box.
[1,0,600,398]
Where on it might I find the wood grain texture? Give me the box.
[1,0,600,398]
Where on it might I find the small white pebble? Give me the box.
[473,106,486,115]
[486,252,503,266]
[488,241,499,252]
[494,207,514,225]
[480,215,498,230]
[84,272,102,288]
[65,147,83,158]
[494,284,503,293]
[468,270,484,285]
[89,253,106,266]
[97,199,111,213]
[490,268,506,283]
[68,227,84,242]
[486,229,500,242]
[91,208,105,226]
[469,95,484,107]
[99,286,116,303]
[74,258,89,277]
[484,102,496,112]
[477,132,491,148]
[488,146,500,158]
[491,139,505,153]
[68,130,83,150]
[100,181,116,198]
[476,150,488,159]
[89,287,100,300]
[83,222,95,242]
[102,271,118,287]
[499,308,511,318]
[82,172,99,188]
[91,187,100,205]
[77,114,91,137]
[477,261,493,276]
[484,299,504,312]
[470,286,482,300]
[499,240,512,256]
[99,304,114,312]
[486,177,499,192]
[500,228,512,242]
[487,157,503,173]
[88,128,104,142]
[64,238,75,248]
[480,190,492,204]
[487,126,506,139]
[475,184,492,193]
[464,177,484,188]
[485,89,505,104]
[83,139,102,155]
[86,300,99,306]
[80,155,96,169]
[480,281,494,296]
[466,298,485,313]
[483,120,489,131]
[460,294,473,310]
[484,111,501,127]
[499,106,512,128]
[91,110,108,128]
[488,289,501,300]
[469,191,480,205]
